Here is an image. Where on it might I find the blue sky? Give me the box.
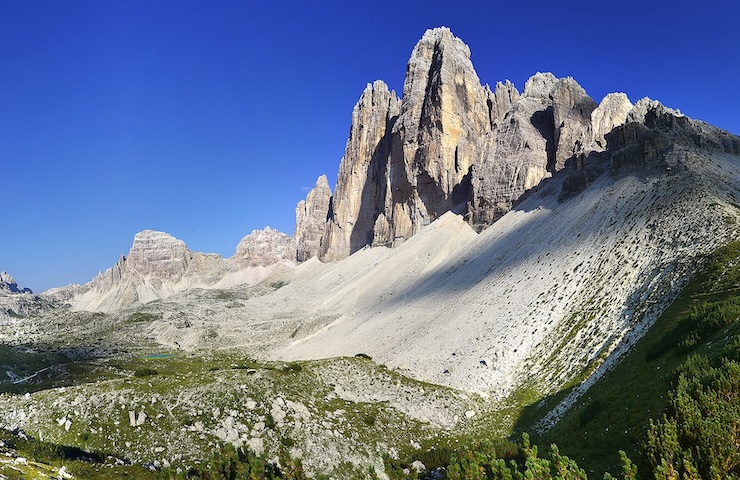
[2,0,739,292]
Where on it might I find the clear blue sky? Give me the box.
[2,0,739,292]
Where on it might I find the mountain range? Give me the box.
[1,27,739,478]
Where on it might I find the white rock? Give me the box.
[411,460,426,473]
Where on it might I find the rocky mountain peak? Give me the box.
[126,230,191,278]
[0,271,32,294]
[522,72,558,99]
[591,92,633,149]
[293,27,740,263]
[234,227,296,266]
[295,175,333,262]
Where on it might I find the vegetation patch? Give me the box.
[518,240,740,477]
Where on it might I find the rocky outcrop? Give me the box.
[322,82,400,261]
[468,73,557,227]
[550,77,599,170]
[234,227,296,266]
[382,27,493,244]
[72,228,296,312]
[295,26,736,262]
[606,98,740,172]
[0,272,32,294]
[295,175,333,261]
[296,28,616,257]
[127,231,191,282]
[591,93,632,150]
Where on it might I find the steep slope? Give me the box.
[270,103,740,398]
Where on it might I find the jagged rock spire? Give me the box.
[293,27,654,261]
[322,81,401,261]
[295,175,333,261]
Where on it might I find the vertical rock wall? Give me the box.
[295,27,634,261]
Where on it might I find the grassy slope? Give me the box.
[515,241,740,477]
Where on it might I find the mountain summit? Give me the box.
[294,27,667,261]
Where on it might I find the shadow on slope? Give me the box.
[0,341,125,394]
[379,163,608,307]
[511,241,740,477]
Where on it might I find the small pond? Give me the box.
[139,353,176,360]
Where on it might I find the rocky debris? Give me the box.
[295,175,333,262]
[234,227,296,266]
[129,410,147,427]
[0,272,31,294]
[411,460,426,473]
[56,416,72,431]
[58,465,73,479]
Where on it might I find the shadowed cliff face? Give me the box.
[295,27,639,259]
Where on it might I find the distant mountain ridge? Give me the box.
[70,228,295,312]
[0,271,32,294]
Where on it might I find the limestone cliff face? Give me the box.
[294,27,654,261]
[72,228,296,311]
[295,175,333,261]
[551,77,599,170]
[126,230,191,283]
[322,82,400,261]
[606,98,740,171]
[469,73,556,227]
[591,93,633,150]
[234,227,296,266]
[384,27,493,244]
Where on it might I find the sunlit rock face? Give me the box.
[234,227,296,266]
[295,175,333,262]
[297,27,634,257]
[126,230,191,281]
[320,79,401,261]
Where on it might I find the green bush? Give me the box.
[156,443,308,479]
[646,355,740,479]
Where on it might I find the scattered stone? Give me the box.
[58,465,74,479]
[246,437,264,456]
[411,460,426,473]
[129,410,147,427]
